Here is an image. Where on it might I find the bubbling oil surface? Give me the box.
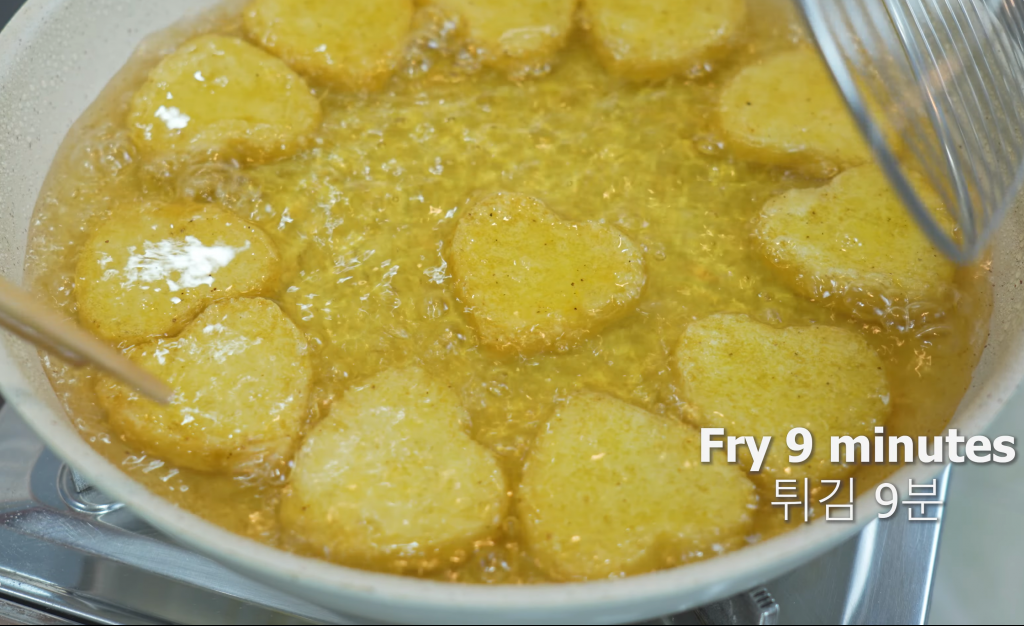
[25,1,990,583]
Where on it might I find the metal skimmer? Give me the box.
[796,0,1024,264]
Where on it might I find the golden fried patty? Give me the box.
[673,314,890,481]
[128,34,321,163]
[75,202,280,344]
[716,47,871,175]
[96,298,312,474]
[520,391,756,580]
[244,0,414,90]
[582,0,746,80]
[754,164,956,312]
[280,367,508,569]
[422,0,576,74]
[449,191,646,353]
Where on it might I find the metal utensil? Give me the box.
[0,277,173,404]
[797,0,1024,264]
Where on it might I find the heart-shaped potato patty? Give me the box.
[582,0,746,80]
[280,367,508,570]
[128,35,322,163]
[673,314,890,482]
[716,47,872,175]
[449,191,646,353]
[421,0,576,74]
[75,202,280,344]
[754,164,956,314]
[244,0,413,91]
[519,391,756,580]
[96,297,312,475]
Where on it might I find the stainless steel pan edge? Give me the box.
[1,1,1023,623]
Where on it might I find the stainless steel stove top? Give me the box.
[0,402,948,625]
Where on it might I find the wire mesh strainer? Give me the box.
[795,0,1024,264]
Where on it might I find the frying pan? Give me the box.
[1,1,1022,623]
